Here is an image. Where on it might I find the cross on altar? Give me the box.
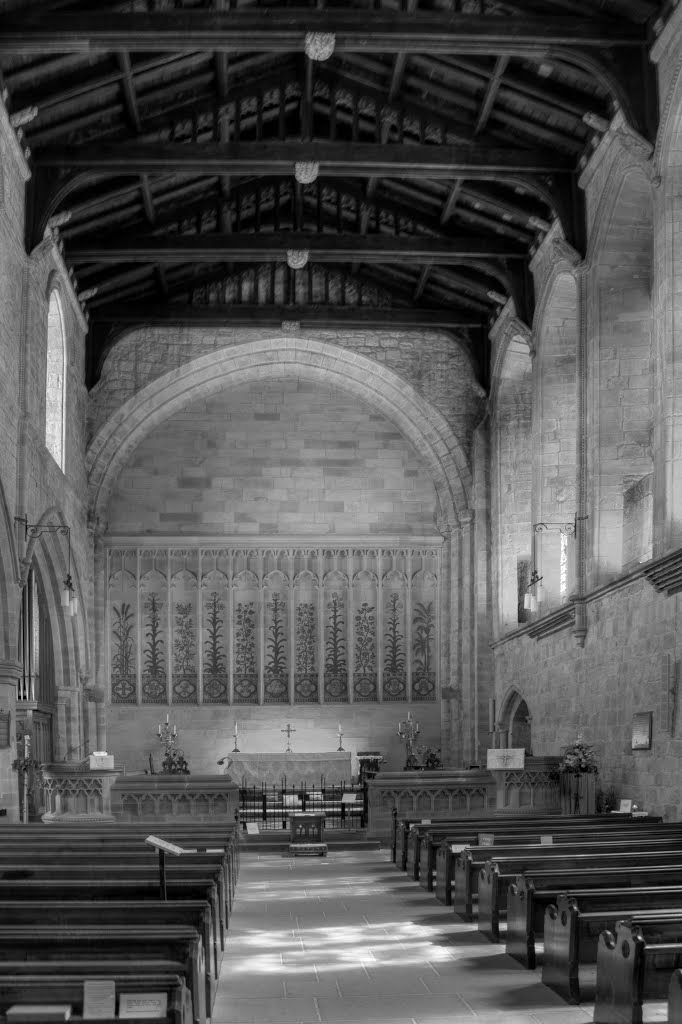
[282,723,296,752]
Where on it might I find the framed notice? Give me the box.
[632,712,652,750]
[486,748,525,770]
[119,993,167,1019]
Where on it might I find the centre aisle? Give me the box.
[211,846,594,1024]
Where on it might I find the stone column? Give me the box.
[472,419,493,766]
[0,660,22,822]
[651,11,682,555]
[652,169,682,554]
[458,510,476,766]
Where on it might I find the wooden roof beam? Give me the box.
[90,302,483,329]
[0,12,644,54]
[67,231,527,263]
[36,140,572,176]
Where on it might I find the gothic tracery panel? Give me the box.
[353,570,377,702]
[382,569,407,701]
[140,566,167,704]
[110,559,137,704]
[233,570,259,704]
[202,569,229,703]
[294,570,318,703]
[106,543,440,705]
[264,571,289,703]
[323,570,349,702]
[412,569,437,702]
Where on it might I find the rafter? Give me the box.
[474,55,509,136]
[0,12,644,54]
[36,140,572,176]
[67,231,527,264]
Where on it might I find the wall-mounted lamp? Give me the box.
[14,516,77,616]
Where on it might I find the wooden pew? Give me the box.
[669,968,682,1024]
[0,900,220,985]
[0,824,240,900]
[0,972,192,1024]
[478,848,682,942]
[0,856,229,932]
[506,866,682,972]
[0,874,225,953]
[396,813,660,876]
[594,918,682,1024]
[541,891,682,1003]
[0,926,207,1024]
[433,820,682,901]
[453,835,682,925]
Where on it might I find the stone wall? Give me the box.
[0,98,93,818]
[107,701,442,780]
[107,379,437,537]
[492,574,680,819]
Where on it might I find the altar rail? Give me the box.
[366,758,561,839]
[239,783,364,831]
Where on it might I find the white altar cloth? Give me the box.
[227,751,352,787]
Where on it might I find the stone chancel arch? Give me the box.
[87,336,473,529]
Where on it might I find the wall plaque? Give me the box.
[486,748,525,770]
[632,712,652,750]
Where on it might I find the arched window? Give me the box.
[45,289,66,470]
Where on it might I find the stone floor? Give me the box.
[211,846,629,1024]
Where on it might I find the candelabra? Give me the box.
[157,714,189,774]
[337,723,344,751]
[397,710,420,769]
[232,720,240,753]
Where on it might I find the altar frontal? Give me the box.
[227,751,352,788]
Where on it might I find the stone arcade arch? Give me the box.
[587,149,654,582]
[497,688,532,754]
[0,475,21,820]
[532,271,579,612]
[22,507,88,761]
[489,310,534,634]
[86,336,482,764]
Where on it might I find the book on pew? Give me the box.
[6,1005,72,1022]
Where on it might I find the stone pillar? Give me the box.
[652,169,682,555]
[439,523,464,766]
[651,10,682,555]
[472,419,493,765]
[458,510,476,766]
[0,660,22,822]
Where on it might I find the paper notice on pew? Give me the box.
[540,835,554,845]
[83,980,115,1019]
[119,993,168,1019]
[246,822,260,835]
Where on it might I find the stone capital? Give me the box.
[0,660,22,684]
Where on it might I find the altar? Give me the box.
[226,751,352,788]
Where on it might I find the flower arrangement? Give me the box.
[557,734,599,774]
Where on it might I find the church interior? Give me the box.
[2,1,682,1022]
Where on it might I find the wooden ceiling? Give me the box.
[0,0,664,387]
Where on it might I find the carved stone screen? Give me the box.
[107,543,440,705]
